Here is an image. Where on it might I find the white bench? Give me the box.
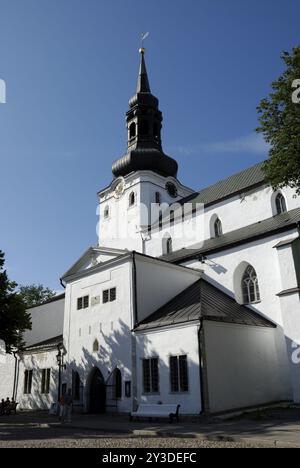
[130,404,180,423]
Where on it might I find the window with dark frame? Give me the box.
[77,295,89,310]
[24,370,33,394]
[41,369,51,394]
[170,355,189,392]
[142,358,159,393]
[103,288,116,303]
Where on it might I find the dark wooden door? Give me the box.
[90,368,106,414]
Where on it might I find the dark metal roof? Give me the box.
[135,279,275,331]
[24,335,63,351]
[180,162,265,207]
[112,50,178,179]
[161,207,300,264]
[27,293,65,310]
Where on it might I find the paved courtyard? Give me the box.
[1,408,300,448]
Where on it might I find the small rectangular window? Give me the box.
[170,355,188,393]
[83,295,89,308]
[103,288,116,303]
[110,287,116,302]
[77,296,89,310]
[143,358,159,393]
[24,370,33,394]
[41,369,51,394]
[103,290,109,304]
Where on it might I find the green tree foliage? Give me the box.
[18,284,56,308]
[256,45,300,194]
[0,251,31,352]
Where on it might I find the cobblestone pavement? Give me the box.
[0,423,269,448]
[1,412,294,448]
[0,433,264,448]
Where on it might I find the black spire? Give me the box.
[136,51,151,93]
[112,48,178,179]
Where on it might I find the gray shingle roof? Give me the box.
[161,207,300,264]
[24,335,63,351]
[135,279,275,331]
[180,162,265,207]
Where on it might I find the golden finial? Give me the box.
[139,47,145,55]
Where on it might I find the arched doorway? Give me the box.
[89,368,106,414]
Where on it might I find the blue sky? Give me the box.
[0,0,299,291]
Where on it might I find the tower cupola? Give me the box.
[112,49,178,179]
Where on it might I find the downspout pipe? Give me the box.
[198,318,205,415]
[131,252,138,411]
[132,251,138,326]
[12,351,18,400]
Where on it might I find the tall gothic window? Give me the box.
[242,265,261,304]
[214,218,223,238]
[275,193,287,215]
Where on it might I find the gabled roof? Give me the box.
[61,246,129,280]
[180,161,265,207]
[161,207,300,264]
[135,279,275,331]
[24,335,63,352]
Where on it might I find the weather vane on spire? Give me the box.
[140,32,149,54]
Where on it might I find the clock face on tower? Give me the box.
[113,178,125,199]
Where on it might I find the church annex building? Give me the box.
[2,49,300,416]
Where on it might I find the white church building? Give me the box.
[2,48,300,415]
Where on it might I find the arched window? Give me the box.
[214,218,223,238]
[93,339,99,353]
[129,192,135,207]
[275,193,287,215]
[242,265,261,304]
[104,206,109,219]
[129,122,136,139]
[166,237,172,254]
[139,120,149,136]
[115,368,122,399]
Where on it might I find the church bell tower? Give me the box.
[98,48,194,252]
